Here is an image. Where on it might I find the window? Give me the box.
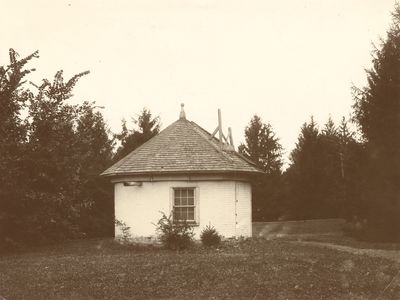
[173,188,196,223]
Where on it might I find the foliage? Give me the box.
[352,4,400,241]
[74,102,115,237]
[238,115,283,174]
[155,212,194,250]
[0,49,39,250]
[114,108,160,161]
[336,117,367,219]
[27,74,114,241]
[284,117,321,219]
[115,219,132,244]
[285,117,365,220]
[238,115,284,221]
[200,224,221,247]
[26,70,90,242]
[251,173,285,221]
[0,49,115,250]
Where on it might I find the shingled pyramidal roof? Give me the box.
[101,105,262,177]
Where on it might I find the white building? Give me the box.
[101,105,262,240]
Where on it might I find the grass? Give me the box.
[279,234,400,251]
[1,238,400,299]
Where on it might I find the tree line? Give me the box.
[2,4,400,250]
[239,4,400,242]
[240,115,365,224]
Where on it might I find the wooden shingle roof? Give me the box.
[101,117,263,177]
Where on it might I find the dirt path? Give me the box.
[295,241,400,263]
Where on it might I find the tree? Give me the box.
[238,115,282,174]
[286,117,324,219]
[352,4,400,241]
[25,70,90,242]
[337,117,366,220]
[0,49,39,250]
[0,50,117,250]
[114,108,160,161]
[286,116,367,221]
[239,115,284,221]
[319,117,343,217]
[74,102,115,237]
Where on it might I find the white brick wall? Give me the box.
[235,182,252,237]
[114,179,252,239]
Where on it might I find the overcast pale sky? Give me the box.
[1,0,397,164]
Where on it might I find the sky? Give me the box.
[1,0,397,165]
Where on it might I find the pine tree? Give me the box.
[239,115,283,221]
[238,115,283,174]
[337,117,366,220]
[286,117,324,219]
[321,118,342,214]
[114,108,160,161]
[352,4,400,241]
[286,116,365,220]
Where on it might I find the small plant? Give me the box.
[115,219,132,244]
[155,212,194,250]
[200,224,221,247]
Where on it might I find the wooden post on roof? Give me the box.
[218,109,223,148]
[210,126,219,138]
[228,127,234,148]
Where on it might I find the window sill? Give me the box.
[173,221,199,227]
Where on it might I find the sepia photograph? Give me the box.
[1,0,400,299]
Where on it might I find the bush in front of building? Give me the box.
[155,212,194,250]
[115,219,133,244]
[200,225,221,247]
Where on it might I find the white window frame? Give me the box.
[170,187,199,225]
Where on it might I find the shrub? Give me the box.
[155,212,194,250]
[115,219,132,244]
[200,224,221,247]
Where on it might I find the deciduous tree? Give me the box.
[0,49,38,250]
[75,102,115,237]
[26,70,90,241]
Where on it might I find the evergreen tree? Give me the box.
[287,116,366,221]
[238,115,282,174]
[286,117,324,219]
[319,117,342,217]
[353,4,400,241]
[239,115,284,221]
[337,117,366,220]
[114,108,160,161]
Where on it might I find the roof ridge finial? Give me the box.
[179,103,186,120]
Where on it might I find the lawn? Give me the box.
[280,234,400,251]
[0,238,399,299]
